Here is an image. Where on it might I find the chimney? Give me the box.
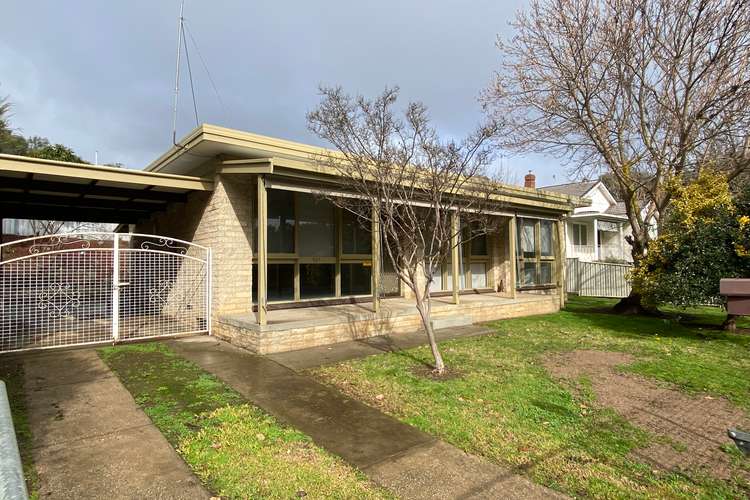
[524,171,536,189]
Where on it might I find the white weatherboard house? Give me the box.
[543,181,636,263]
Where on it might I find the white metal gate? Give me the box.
[0,232,211,353]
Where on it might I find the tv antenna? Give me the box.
[172,0,199,146]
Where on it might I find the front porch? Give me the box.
[215,292,561,354]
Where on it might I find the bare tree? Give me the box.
[484,0,750,312]
[308,87,498,374]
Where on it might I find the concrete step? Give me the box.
[431,315,473,330]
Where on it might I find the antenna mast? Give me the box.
[172,0,185,146]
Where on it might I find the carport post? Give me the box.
[451,212,460,305]
[371,205,381,314]
[509,216,518,299]
[257,175,268,326]
[112,234,120,341]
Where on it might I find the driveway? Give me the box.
[13,348,209,499]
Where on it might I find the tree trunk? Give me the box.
[614,240,651,315]
[414,296,445,375]
[613,292,649,315]
[722,314,737,332]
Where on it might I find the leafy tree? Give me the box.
[484,0,750,313]
[630,170,750,324]
[0,95,28,155]
[27,141,86,163]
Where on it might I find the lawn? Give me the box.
[99,343,390,500]
[313,296,750,499]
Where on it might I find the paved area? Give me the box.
[169,336,565,499]
[267,324,494,370]
[15,349,209,500]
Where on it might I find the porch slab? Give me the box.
[215,293,560,354]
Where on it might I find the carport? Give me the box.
[0,154,215,353]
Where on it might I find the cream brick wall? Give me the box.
[215,295,560,354]
[134,173,254,324]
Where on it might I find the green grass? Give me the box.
[312,296,750,499]
[99,343,389,500]
[0,359,38,500]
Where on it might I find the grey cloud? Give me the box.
[0,0,566,184]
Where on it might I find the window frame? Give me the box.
[571,223,588,246]
[254,188,374,303]
[516,217,558,288]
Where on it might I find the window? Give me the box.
[300,264,335,299]
[256,191,375,303]
[252,263,294,303]
[268,190,295,254]
[298,194,335,257]
[470,262,487,288]
[516,218,557,287]
[341,262,371,295]
[432,223,491,292]
[520,219,536,258]
[572,223,588,246]
[342,211,372,255]
[541,220,554,257]
[470,232,488,256]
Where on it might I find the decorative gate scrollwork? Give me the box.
[0,232,211,353]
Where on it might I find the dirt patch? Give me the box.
[544,350,750,481]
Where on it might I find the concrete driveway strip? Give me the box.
[18,349,209,500]
[169,336,566,499]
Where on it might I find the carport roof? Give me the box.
[0,154,214,224]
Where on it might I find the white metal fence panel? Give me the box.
[566,258,632,298]
[0,233,211,353]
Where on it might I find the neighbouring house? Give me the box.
[542,179,652,263]
[0,124,587,354]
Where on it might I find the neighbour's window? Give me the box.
[572,223,588,246]
[516,218,557,287]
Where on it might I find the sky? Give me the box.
[0,0,571,186]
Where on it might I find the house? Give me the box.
[542,180,639,263]
[0,124,586,354]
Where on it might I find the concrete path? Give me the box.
[15,349,209,500]
[267,324,495,371]
[169,336,565,499]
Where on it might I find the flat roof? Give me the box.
[148,124,589,213]
[0,154,214,224]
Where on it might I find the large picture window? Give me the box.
[255,188,374,303]
[516,217,557,287]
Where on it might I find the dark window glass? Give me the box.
[268,190,295,253]
[252,264,258,304]
[298,194,336,257]
[300,264,335,299]
[341,263,372,296]
[342,211,372,254]
[252,263,295,303]
[471,233,488,256]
